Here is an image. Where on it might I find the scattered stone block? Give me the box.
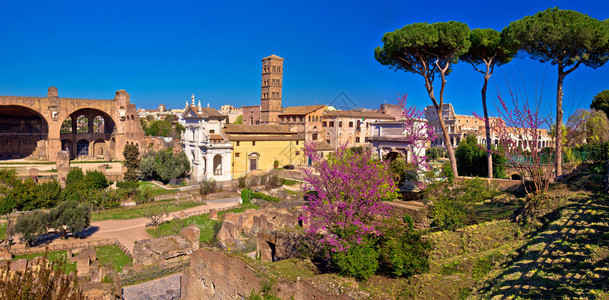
[10,258,28,273]
[180,225,201,250]
[0,246,13,261]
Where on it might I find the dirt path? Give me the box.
[11,197,240,252]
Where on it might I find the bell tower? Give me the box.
[260,54,283,124]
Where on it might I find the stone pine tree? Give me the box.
[591,89,609,119]
[504,8,609,177]
[460,28,517,178]
[123,144,140,181]
[375,21,471,178]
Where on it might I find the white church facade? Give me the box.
[180,95,232,182]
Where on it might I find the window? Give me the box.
[235,153,240,157]
[295,151,300,155]
[312,133,318,140]
[296,141,299,145]
[209,130,215,134]
[236,141,240,146]
[326,139,330,144]
[308,116,311,121]
[252,141,256,146]
[349,122,353,128]
[365,137,369,143]
[339,121,342,127]
[356,137,360,143]
[322,121,327,127]
[329,121,334,127]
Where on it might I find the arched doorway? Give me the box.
[76,140,90,157]
[213,154,222,175]
[93,140,106,159]
[0,105,49,160]
[249,153,259,171]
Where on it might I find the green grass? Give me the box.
[95,244,132,272]
[92,200,201,221]
[138,181,182,197]
[0,223,6,240]
[13,250,76,274]
[281,179,300,186]
[147,203,260,243]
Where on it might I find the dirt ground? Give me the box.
[10,197,240,252]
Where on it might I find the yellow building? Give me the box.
[222,124,305,179]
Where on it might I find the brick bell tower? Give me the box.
[260,54,283,124]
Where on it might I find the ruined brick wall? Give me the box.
[182,247,352,300]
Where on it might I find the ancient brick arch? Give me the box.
[0,87,145,162]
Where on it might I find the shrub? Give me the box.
[377,220,431,277]
[49,201,91,239]
[238,176,247,188]
[200,179,218,196]
[330,238,379,280]
[430,189,466,230]
[14,210,50,246]
[143,206,168,226]
[123,144,140,181]
[84,170,109,190]
[455,135,506,178]
[241,189,252,204]
[136,187,152,204]
[35,180,62,208]
[426,147,445,161]
[140,149,190,183]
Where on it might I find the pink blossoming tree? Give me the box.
[398,94,436,172]
[301,144,397,252]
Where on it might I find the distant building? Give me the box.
[138,104,183,121]
[242,105,261,125]
[260,54,284,125]
[322,110,395,149]
[219,105,243,124]
[222,124,304,178]
[378,103,403,120]
[278,105,325,143]
[179,96,232,182]
[424,103,553,149]
[370,120,428,163]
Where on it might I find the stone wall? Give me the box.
[182,247,352,300]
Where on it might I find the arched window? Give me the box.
[93,116,105,133]
[61,117,73,134]
[213,154,222,175]
[76,115,89,133]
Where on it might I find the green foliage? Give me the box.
[143,205,168,226]
[591,89,609,119]
[84,170,109,190]
[49,201,91,238]
[233,114,243,124]
[122,144,140,181]
[461,28,517,67]
[375,21,471,75]
[34,180,62,208]
[426,147,445,161]
[504,8,609,70]
[140,149,191,183]
[241,189,252,204]
[455,135,506,178]
[377,220,431,277]
[149,213,220,243]
[573,142,609,164]
[200,179,218,196]
[330,238,379,280]
[0,254,84,299]
[144,119,173,137]
[389,159,416,186]
[0,170,18,215]
[14,210,50,245]
[428,178,500,230]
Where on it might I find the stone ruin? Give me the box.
[133,224,200,266]
[56,150,71,180]
[216,208,306,262]
[71,246,122,300]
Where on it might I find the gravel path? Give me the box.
[122,273,181,300]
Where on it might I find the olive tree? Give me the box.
[375,21,471,178]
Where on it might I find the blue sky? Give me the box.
[0,0,607,121]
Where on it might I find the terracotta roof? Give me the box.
[183,105,226,118]
[279,105,325,116]
[262,54,284,60]
[323,110,395,120]
[314,141,334,151]
[223,124,293,134]
[209,134,225,141]
[224,134,304,141]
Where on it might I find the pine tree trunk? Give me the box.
[482,73,493,179]
[555,71,565,178]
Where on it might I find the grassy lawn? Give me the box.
[138,181,183,197]
[147,203,260,243]
[95,244,132,272]
[13,250,77,274]
[92,200,201,221]
[281,179,300,186]
[0,223,6,240]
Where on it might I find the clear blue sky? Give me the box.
[0,0,607,121]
